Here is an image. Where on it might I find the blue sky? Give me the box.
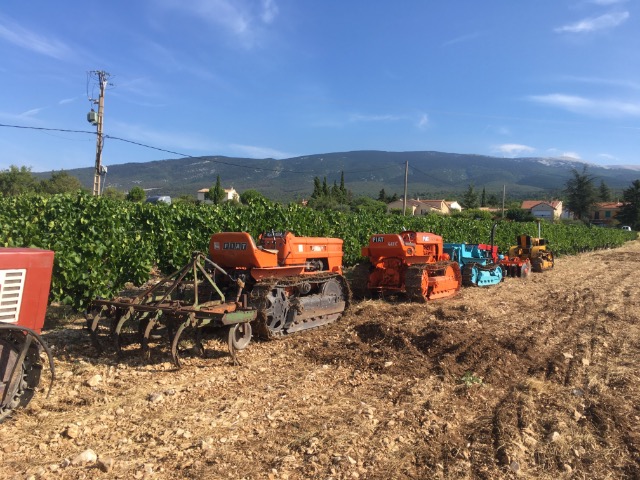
[0,0,639,172]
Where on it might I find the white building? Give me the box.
[197,187,240,203]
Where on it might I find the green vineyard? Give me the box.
[0,192,634,309]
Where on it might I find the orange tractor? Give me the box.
[351,231,462,301]
[86,231,349,365]
[209,231,350,339]
[0,248,56,422]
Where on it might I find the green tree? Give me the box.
[174,194,197,204]
[311,177,322,199]
[480,187,486,207]
[487,193,499,207]
[322,177,329,197]
[598,180,611,202]
[351,196,387,214]
[617,179,640,229]
[505,208,535,222]
[564,166,598,220]
[377,188,387,202]
[460,184,479,209]
[240,189,267,204]
[103,187,126,200]
[0,165,39,196]
[40,171,84,194]
[308,196,348,212]
[207,175,225,204]
[126,186,146,202]
[331,180,340,199]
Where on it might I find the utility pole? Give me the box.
[402,160,408,216]
[502,184,506,219]
[88,70,111,196]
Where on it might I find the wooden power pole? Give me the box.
[89,71,110,196]
[402,160,408,216]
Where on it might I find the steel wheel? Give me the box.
[259,286,290,337]
[230,322,252,351]
[0,333,40,423]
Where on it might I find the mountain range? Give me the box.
[40,151,640,202]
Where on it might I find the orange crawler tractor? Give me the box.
[352,231,462,301]
[209,231,350,338]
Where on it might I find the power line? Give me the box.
[0,123,95,135]
[0,122,398,175]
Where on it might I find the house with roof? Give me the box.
[446,201,462,213]
[521,200,564,220]
[590,202,625,226]
[197,187,240,203]
[386,199,453,215]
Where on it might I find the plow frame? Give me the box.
[86,252,257,367]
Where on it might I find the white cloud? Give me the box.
[0,14,73,59]
[442,32,482,47]
[590,0,627,5]
[494,144,535,157]
[261,0,279,24]
[348,113,403,123]
[555,11,629,33]
[19,108,44,117]
[109,121,220,153]
[229,143,291,159]
[598,153,617,161]
[528,93,640,117]
[156,0,279,47]
[108,121,291,159]
[556,75,640,90]
[560,152,581,160]
[417,114,429,130]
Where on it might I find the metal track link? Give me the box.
[251,273,350,340]
[405,265,429,302]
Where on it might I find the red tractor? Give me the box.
[352,231,462,301]
[0,248,55,422]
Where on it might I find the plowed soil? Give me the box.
[1,239,639,479]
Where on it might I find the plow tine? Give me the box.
[112,307,134,356]
[141,310,163,361]
[170,321,187,369]
[87,305,109,353]
[170,314,196,369]
[227,322,252,366]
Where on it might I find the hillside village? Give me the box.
[3,150,638,228]
[195,181,630,227]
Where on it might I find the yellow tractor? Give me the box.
[506,234,554,273]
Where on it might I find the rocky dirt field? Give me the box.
[1,239,639,480]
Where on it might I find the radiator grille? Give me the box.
[0,269,26,324]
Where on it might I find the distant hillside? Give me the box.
[36,151,639,202]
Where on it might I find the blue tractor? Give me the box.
[443,224,504,287]
[443,242,504,287]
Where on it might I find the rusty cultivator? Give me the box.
[85,252,257,367]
